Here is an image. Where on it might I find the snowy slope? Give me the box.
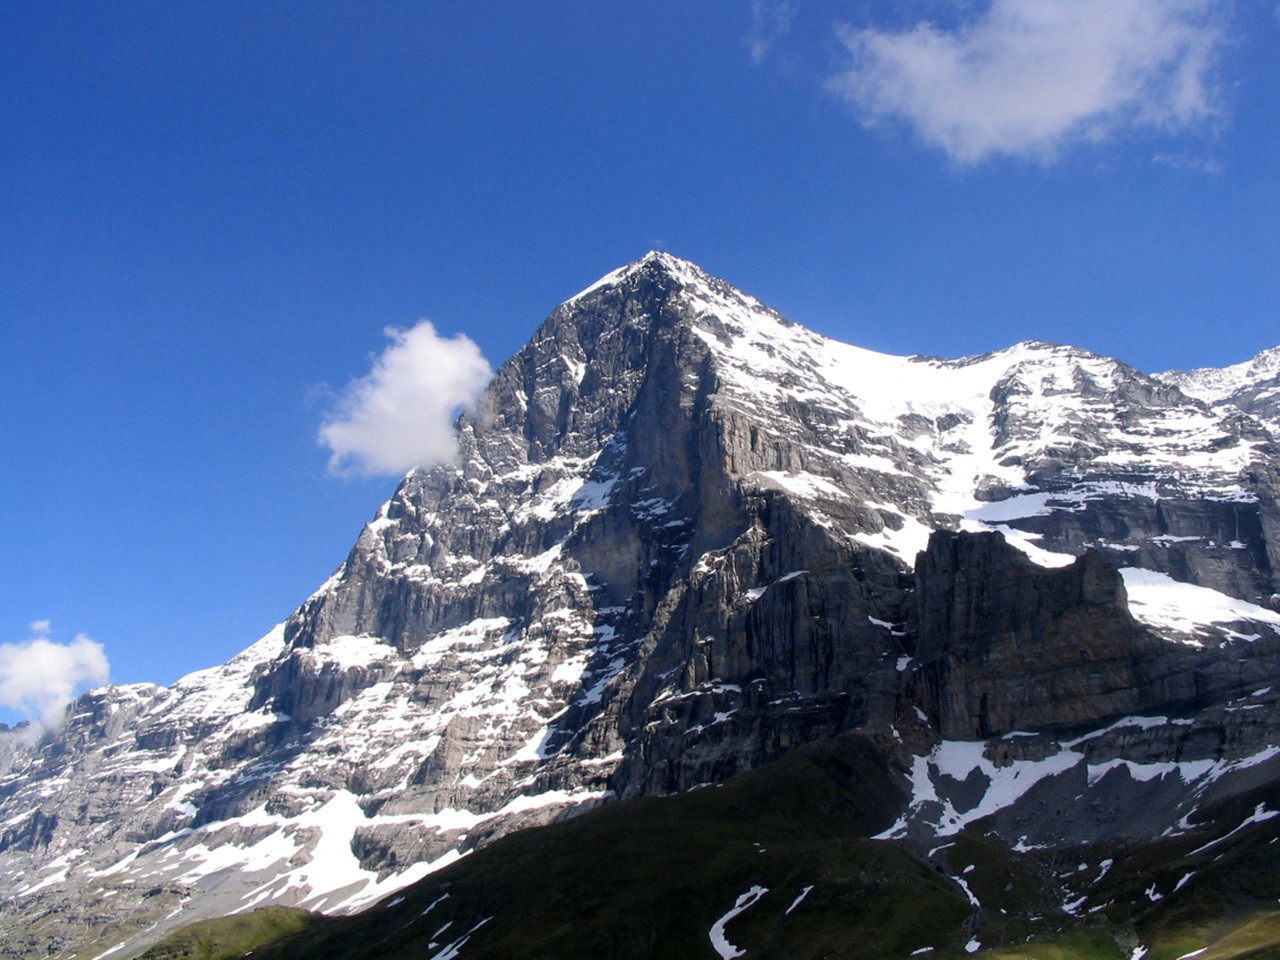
[1157,345,1280,429]
[660,255,1277,637]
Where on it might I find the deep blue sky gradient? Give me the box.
[2,2,1277,719]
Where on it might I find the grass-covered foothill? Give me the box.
[134,906,314,960]
[979,928,1129,960]
[147,735,980,960]
[975,911,1280,960]
[129,741,1280,960]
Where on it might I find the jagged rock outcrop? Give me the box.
[2,253,1279,959]
[909,530,1280,739]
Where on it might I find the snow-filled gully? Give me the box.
[709,885,769,960]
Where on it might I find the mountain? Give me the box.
[1157,346,1280,430]
[3,253,1280,960]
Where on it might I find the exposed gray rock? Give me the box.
[908,530,1280,739]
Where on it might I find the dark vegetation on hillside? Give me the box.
[140,736,1280,960]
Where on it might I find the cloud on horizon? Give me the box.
[319,320,493,477]
[0,624,110,728]
[828,0,1231,164]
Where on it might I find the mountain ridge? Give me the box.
[2,254,1280,959]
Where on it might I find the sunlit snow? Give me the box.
[1121,569,1280,643]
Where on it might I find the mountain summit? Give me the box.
[3,258,1280,959]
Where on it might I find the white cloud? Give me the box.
[829,0,1230,164]
[1153,150,1224,173]
[747,0,797,64]
[0,628,110,727]
[319,320,493,477]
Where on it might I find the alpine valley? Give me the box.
[5,253,1280,960]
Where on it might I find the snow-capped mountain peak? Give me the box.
[1158,344,1280,428]
[2,258,1279,960]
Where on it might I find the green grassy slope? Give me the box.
[134,906,313,960]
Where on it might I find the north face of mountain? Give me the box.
[1,253,1279,960]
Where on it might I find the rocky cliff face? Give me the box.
[910,531,1280,739]
[2,254,1279,959]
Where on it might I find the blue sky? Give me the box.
[2,1,1278,725]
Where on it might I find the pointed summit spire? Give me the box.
[635,249,690,270]
[566,251,705,305]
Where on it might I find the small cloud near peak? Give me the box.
[0,624,110,729]
[319,320,493,478]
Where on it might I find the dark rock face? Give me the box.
[913,532,1151,738]
[610,497,910,798]
[1,253,1278,959]
[909,531,1278,739]
[0,809,57,855]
